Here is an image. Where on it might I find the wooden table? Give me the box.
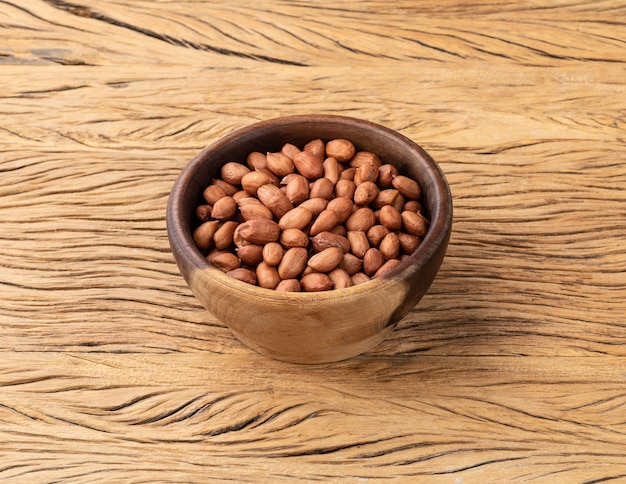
[2,1,625,482]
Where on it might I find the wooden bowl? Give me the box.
[167,115,452,363]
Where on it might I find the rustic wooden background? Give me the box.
[2,1,625,482]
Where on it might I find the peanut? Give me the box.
[301,272,334,292]
[266,151,295,177]
[325,139,355,162]
[307,247,344,273]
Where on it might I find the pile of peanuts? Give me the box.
[193,138,430,292]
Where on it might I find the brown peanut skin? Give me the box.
[277,247,308,280]
[236,244,264,266]
[328,268,353,289]
[325,138,355,162]
[193,220,220,251]
[275,279,301,292]
[363,248,385,276]
[301,272,334,292]
[307,247,344,273]
[257,184,293,219]
[227,267,257,285]
[221,162,251,185]
[237,219,280,245]
[256,262,281,290]
[293,150,324,179]
[266,151,295,177]
[211,196,237,220]
[203,184,227,205]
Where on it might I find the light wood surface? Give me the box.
[2,1,625,482]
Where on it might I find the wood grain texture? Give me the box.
[1,0,625,481]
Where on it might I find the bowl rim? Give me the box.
[166,114,452,302]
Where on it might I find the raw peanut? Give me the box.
[246,151,267,171]
[212,178,238,196]
[397,232,421,254]
[301,272,334,292]
[366,224,390,247]
[257,183,293,219]
[301,198,329,219]
[363,248,385,276]
[379,204,403,231]
[207,250,240,272]
[266,151,295,177]
[392,193,405,213]
[238,197,274,221]
[203,184,227,205]
[255,167,280,186]
[403,200,423,213]
[241,171,271,195]
[227,267,257,285]
[237,219,280,245]
[400,254,410,262]
[262,242,284,266]
[280,228,309,248]
[327,196,353,223]
[293,150,324,179]
[346,207,376,232]
[340,167,356,181]
[196,204,212,222]
[379,232,400,260]
[353,181,379,206]
[303,138,325,160]
[373,189,400,209]
[275,279,301,292]
[282,173,310,205]
[307,247,344,273]
[278,206,313,231]
[378,164,398,188]
[213,220,238,250]
[392,175,422,200]
[221,162,250,185]
[328,268,353,289]
[373,258,402,278]
[193,220,220,251]
[340,252,363,275]
[401,210,430,237]
[329,224,347,237]
[256,262,281,290]
[211,196,237,220]
[347,230,370,258]
[278,247,309,280]
[350,151,382,169]
[351,272,371,286]
[335,179,356,199]
[309,177,335,200]
[323,157,342,184]
[325,139,355,162]
[236,244,264,266]
[354,162,379,185]
[232,190,249,204]
[312,231,351,254]
[281,143,301,160]
[232,224,248,248]
[309,209,340,236]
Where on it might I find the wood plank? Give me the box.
[1,0,625,481]
[1,353,625,481]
